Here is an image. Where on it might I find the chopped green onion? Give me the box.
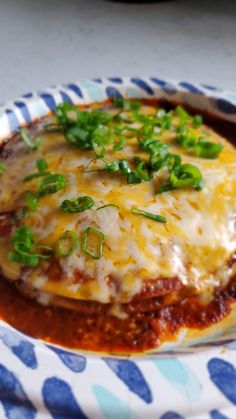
[24,159,50,182]
[127,171,142,184]
[161,114,172,130]
[106,161,120,173]
[8,251,39,267]
[140,139,168,158]
[13,226,34,251]
[92,140,105,158]
[8,225,53,266]
[56,231,78,257]
[38,174,66,196]
[113,98,141,111]
[195,137,223,159]
[167,154,182,170]
[36,159,48,173]
[92,126,115,145]
[118,159,131,175]
[175,105,191,123]
[23,171,51,182]
[136,161,153,181]
[24,191,38,211]
[82,227,105,259]
[20,128,42,150]
[176,130,197,150]
[65,126,90,148]
[113,136,126,151]
[140,122,155,137]
[193,115,203,128]
[56,103,115,151]
[0,162,4,175]
[50,102,207,198]
[150,154,168,172]
[55,103,80,126]
[60,196,94,213]
[170,163,204,190]
[131,207,167,223]
[96,204,120,211]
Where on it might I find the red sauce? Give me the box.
[0,275,235,354]
[0,100,235,354]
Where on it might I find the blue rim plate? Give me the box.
[0,77,236,418]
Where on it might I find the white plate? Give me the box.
[0,77,236,418]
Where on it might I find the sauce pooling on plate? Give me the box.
[0,99,235,354]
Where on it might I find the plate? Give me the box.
[0,77,236,418]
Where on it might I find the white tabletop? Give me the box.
[0,0,235,103]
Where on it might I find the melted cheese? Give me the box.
[0,105,236,304]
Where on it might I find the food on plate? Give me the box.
[0,98,235,353]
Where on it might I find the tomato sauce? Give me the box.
[0,274,235,354]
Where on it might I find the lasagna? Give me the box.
[0,98,235,354]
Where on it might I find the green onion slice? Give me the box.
[8,251,39,267]
[24,191,38,211]
[118,160,131,175]
[136,161,153,181]
[82,227,105,259]
[167,154,182,170]
[24,171,51,182]
[38,174,66,196]
[92,125,115,145]
[113,98,141,111]
[127,171,142,184]
[24,159,50,182]
[194,137,223,159]
[8,225,53,266]
[60,196,94,213]
[192,115,203,128]
[13,226,34,251]
[170,163,204,190]
[92,140,105,158]
[20,128,42,149]
[113,136,126,151]
[36,159,48,173]
[150,154,169,172]
[65,126,90,149]
[175,106,191,123]
[131,207,167,223]
[176,130,197,150]
[56,231,78,257]
[161,114,172,130]
[106,161,120,173]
